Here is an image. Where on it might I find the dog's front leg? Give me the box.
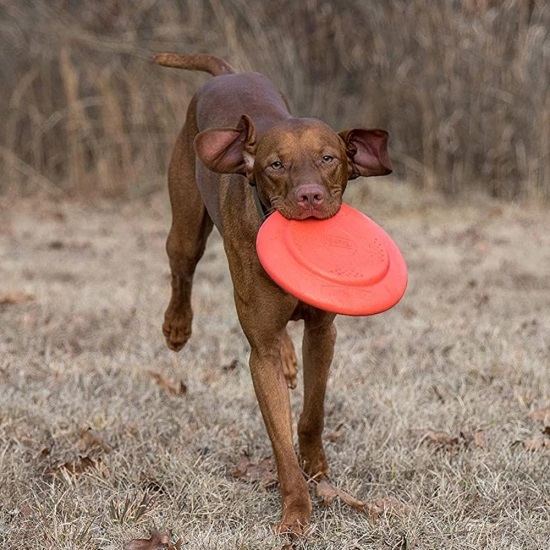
[298,311,337,478]
[232,276,311,535]
[248,341,312,534]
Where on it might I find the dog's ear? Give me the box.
[194,115,256,175]
[339,129,392,179]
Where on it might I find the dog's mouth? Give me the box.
[276,201,341,221]
[290,208,338,221]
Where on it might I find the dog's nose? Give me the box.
[295,184,326,208]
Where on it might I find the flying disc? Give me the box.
[256,203,407,316]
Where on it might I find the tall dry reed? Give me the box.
[1,0,548,201]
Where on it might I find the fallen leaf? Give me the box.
[473,431,486,448]
[315,480,410,520]
[364,496,412,521]
[522,438,550,451]
[325,429,344,442]
[422,430,459,448]
[316,479,366,511]
[123,530,170,550]
[77,427,112,453]
[230,456,278,488]
[147,371,187,396]
[315,478,339,506]
[333,486,367,512]
[0,291,35,305]
[22,505,33,518]
[529,408,550,423]
[364,500,384,521]
[12,505,33,519]
[46,455,98,478]
[460,430,486,449]
[39,446,51,458]
[123,530,182,550]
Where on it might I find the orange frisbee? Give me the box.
[256,203,407,316]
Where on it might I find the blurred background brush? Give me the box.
[1,0,548,201]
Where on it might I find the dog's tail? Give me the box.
[153,52,236,77]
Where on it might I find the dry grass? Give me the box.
[1,183,549,549]
[1,0,549,200]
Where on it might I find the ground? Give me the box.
[1,182,549,549]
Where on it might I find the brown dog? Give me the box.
[154,52,392,535]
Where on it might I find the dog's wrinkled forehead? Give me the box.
[256,118,342,158]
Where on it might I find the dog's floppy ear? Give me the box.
[194,114,256,175]
[339,129,392,179]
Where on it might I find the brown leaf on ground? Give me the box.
[45,455,98,478]
[0,291,35,305]
[522,438,550,451]
[422,430,459,448]
[334,486,368,511]
[315,478,339,506]
[460,430,486,449]
[77,427,112,453]
[39,445,52,458]
[123,530,171,550]
[364,497,413,520]
[124,530,182,550]
[147,371,187,396]
[230,456,278,488]
[529,408,550,424]
[473,430,486,448]
[316,478,368,511]
[325,429,344,442]
[364,500,384,520]
[315,480,410,520]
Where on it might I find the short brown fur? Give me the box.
[154,52,392,535]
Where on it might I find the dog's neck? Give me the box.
[250,180,270,222]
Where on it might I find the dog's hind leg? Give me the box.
[163,119,213,351]
[280,329,298,389]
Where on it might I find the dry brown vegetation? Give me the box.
[1,184,549,548]
[1,0,549,200]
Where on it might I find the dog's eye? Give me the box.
[269,161,283,170]
[322,155,334,163]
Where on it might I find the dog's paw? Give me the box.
[277,486,312,539]
[162,310,192,351]
[278,509,311,539]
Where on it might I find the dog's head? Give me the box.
[194,115,392,220]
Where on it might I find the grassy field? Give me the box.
[1,183,549,549]
[2,1,549,547]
